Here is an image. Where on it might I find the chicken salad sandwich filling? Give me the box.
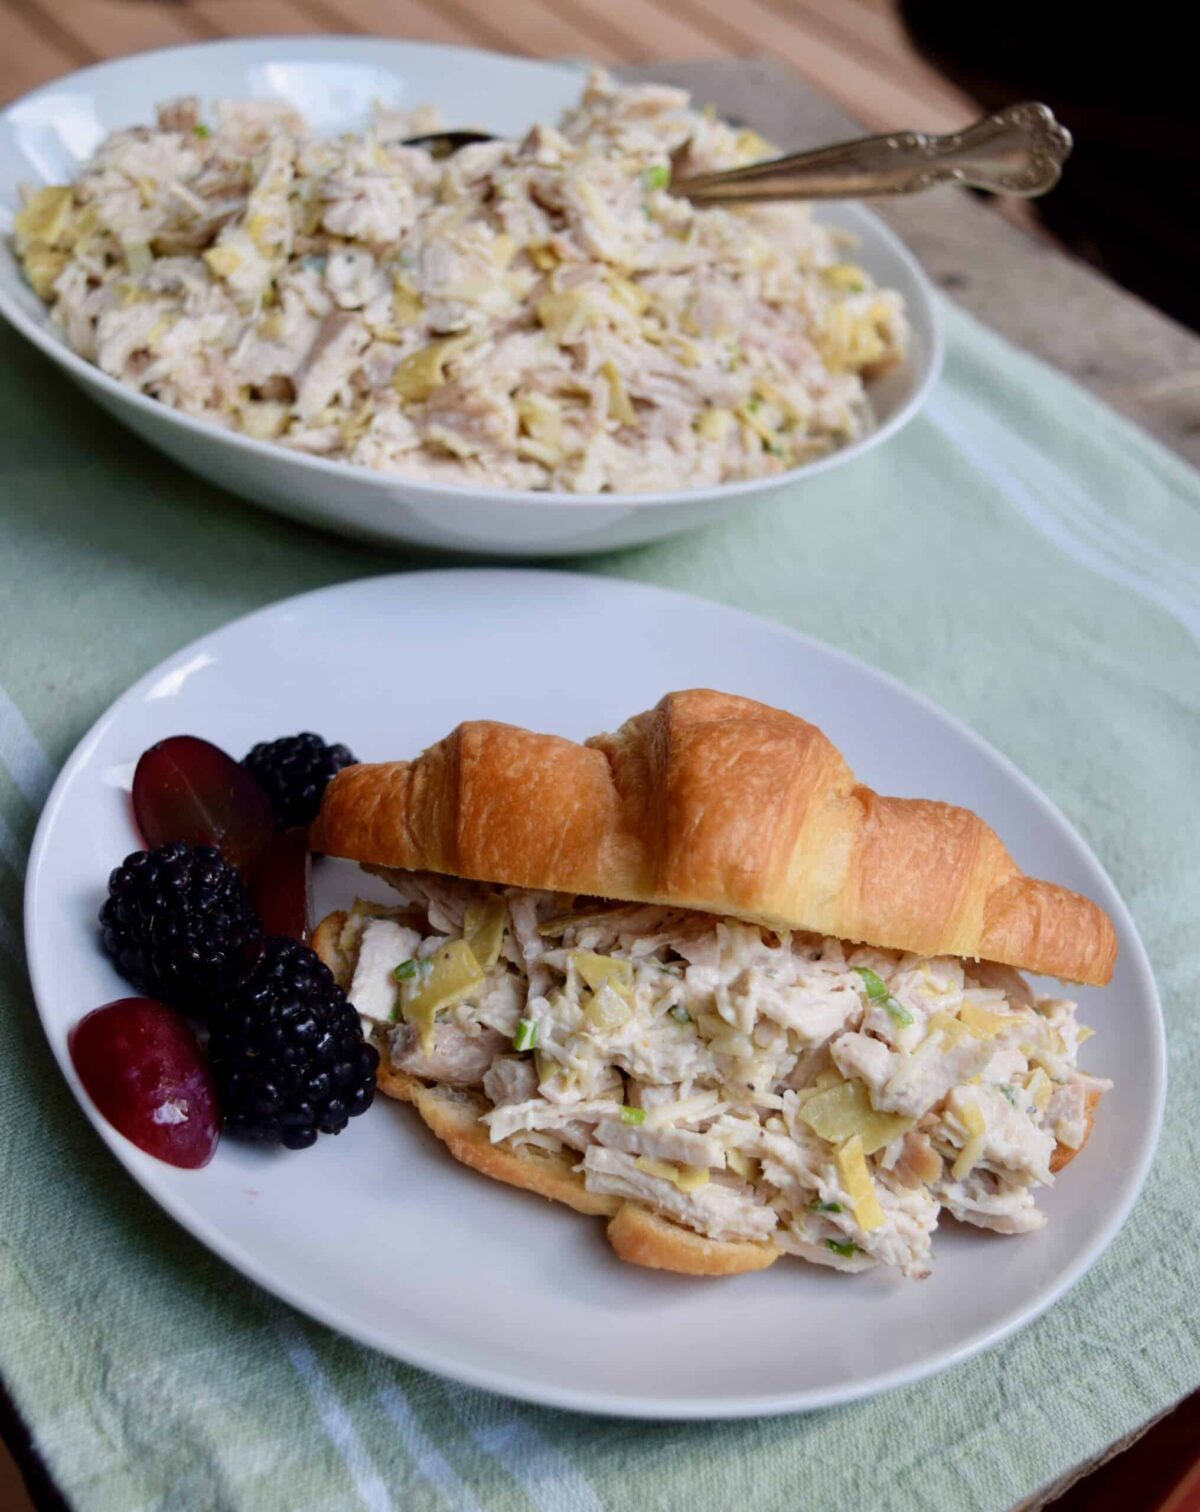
[12,72,906,493]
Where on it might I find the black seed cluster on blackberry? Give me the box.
[208,936,379,1149]
[241,732,357,830]
[100,843,261,1019]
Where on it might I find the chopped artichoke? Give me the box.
[535,1049,568,1087]
[123,241,153,277]
[635,1157,710,1192]
[14,186,74,249]
[463,894,507,968]
[926,1011,971,1048]
[515,438,561,467]
[796,1078,915,1155]
[606,274,650,315]
[246,213,275,251]
[600,360,636,425]
[427,424,478,460]
[349,897,409,921]
[391,277,423,324]
[960,1002,1011,1038]
[536,289,595,342]
[203,244,243,279]
[818,301,889,375]
[736,398,778,446]
[822,262,868,293]
[1026,1067,1053,1112]
[950,1100,987,1181]
[516,392,563,450]
[696,407,734,442]
[696,1012,754,1060]
[570,952,632,994]
[339,401,376,447]
[582,986,633,1033]
[399,938,484,1048]
[726,1149,761,1183]
[735,128,772,162]
[20,247,68,300]
[835,1134,885,1232]
[755,380,807,425]
[257,308,285,341]
[528,242,559,271]
[240,401,290,441]
[392,337,466,403]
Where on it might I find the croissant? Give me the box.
[312,688,1115,985]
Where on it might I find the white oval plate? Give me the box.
[25,571,1164,1418]
[0,38,941,557]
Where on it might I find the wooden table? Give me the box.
[1,17,1198,1512]
[0,0,984,132]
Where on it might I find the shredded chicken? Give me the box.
[12,72,907,494]
[390,1022,506,1086]
[337,876,1109,1280]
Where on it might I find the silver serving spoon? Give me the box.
[403,102,1072,201]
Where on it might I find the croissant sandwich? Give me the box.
[311,689,1115,1280]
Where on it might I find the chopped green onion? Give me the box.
[620,1106,647,1125]
[657,961,683,977]
[884,996,914,1029]
[857,967,888,1001]
[192,123,211,139]
[745,396,761,413]
[668,1004,691,1023]
[809,1199,843,1214]
[998,1083,1018,1106]
[826,1238,858,1258]
[642,164,670,189]
[392,960,418,982]
[512,1018,537,1052]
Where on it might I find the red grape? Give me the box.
[69,998,219,1168]
[133,735,273,874]
[249,827,311,942]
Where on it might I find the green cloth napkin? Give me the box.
[1,296,1197,1512]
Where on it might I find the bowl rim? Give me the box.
[0,35,945,512]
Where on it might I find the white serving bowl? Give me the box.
[0,37,943,556]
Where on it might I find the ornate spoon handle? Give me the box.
[672,103,1072,203]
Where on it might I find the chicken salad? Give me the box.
[338,869,1108,1280]
[11,72,907,494]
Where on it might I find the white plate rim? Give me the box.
[0,36,944,514]
[23,568,1166,1419]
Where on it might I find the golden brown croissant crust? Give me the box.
[311,689,1116,986]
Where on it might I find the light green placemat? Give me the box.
[1,297,1197,1512]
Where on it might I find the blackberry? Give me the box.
[209,936,379,1150]
[242,732,357,830]
[100,843,260,1019]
